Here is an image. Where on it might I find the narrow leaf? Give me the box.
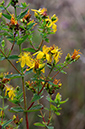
[2,119,13,128]
[4,105,9,110]
[31,94,43,102]
[10,107,24,112]
[27,104,43,112]
[8,55,19,60]
[17,35,28,45]
[47,126,54,129]
[34,122,45,127]
[0,95,3,99]
[5,74,21,79]
[23,48,36,53]
[27,22,35,30]
[17,8,28,19]
[2,13,11,20]
[0,57,5,61]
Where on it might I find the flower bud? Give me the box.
[75,55,80,61]
[0,73,4,79]
[65,53,71,61]
[0,12,2,18]
[19,118,23,123]
[13,115,16,120]
[16,86,20,91]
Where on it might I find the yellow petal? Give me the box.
[37,52,44,59]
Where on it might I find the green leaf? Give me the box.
[10,107,24,112]
[60,69,67,74]
[45,38,49,43]
[60,98,69,104]
[0,5,4,10]
[17,35,28,45]
[54,93,61,103]
[27,22,35,30]
[55,111,61,115]
[17,8,28,20]
[31,94,43,102]
[23,48,36,53]
[0,95,3,99]
[5,74,21,79]
[2,13,11,20]
[46,126,54,129]
[4,105,9,110]
[16,2,29,9]
[27,104,43,112]
[50,104,58,112]
[46,96,54,103]
[2,119,13,128]
[34,122,45,127]
[8,55,19,60]
[0,57,5,61]
[16,92,23,99]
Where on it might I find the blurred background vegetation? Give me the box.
[0,0,85,129]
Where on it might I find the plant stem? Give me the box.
[47,96,51,126]
[22,77,27,109]
[19,44,29,129]
[40,110,46,124]
[25,112,29,129]
[0,48,22,74]
[8,33,16,57]
[22,76,29,129]
[36,39,44,51]
[52,61,70,79]
[1,90,4,124]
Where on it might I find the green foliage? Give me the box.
[2,119,13,128]
[0,1,81,128]
[17,8,29,20]
[2,13,11,20]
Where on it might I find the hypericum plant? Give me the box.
[0,1,81,129]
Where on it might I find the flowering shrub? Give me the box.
[0,1,81,129]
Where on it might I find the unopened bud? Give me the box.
[75,55,80,60]
[19,118,23,123]
[0,73,4,79]
[13,115,16,120]
[0,12,2,18]
[65,53,71,61]
[16,86,19,91]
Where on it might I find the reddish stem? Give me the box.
[40,110,46,124]
[26,112,29,129]
[27,81,47,110]
[27,102,34,110]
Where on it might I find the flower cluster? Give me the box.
[0,1,82,129]
[31,8,58,33]
[16,45,62,73]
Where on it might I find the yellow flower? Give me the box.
[50,45,62,63]
[27,59,45,73]
[5,85,16,100]
[31,8,47,17]
[16,52,32,68]
[45,14,58,32]
[34,45,62,64]
[36,45,50,60]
